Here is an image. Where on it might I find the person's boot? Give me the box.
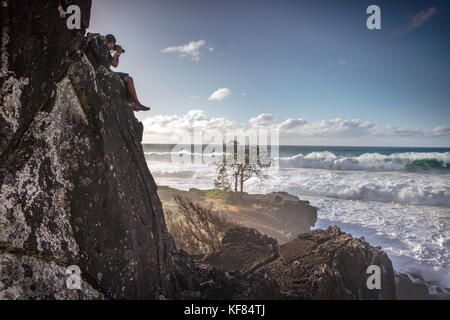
[137,104,151,111]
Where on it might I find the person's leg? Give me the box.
[123,76,150,111]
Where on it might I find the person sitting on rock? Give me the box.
[105,34,150,112]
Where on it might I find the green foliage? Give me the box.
[206,189,234,203]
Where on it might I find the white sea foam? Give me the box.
[148,156,450,207]
[145,150,450,172]
[308,197,450,289]
[244,170,450,289]
[278,151,450,172]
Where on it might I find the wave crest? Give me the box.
[279,152,450,172]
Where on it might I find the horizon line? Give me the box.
[141,142,450,149]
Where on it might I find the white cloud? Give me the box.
[407,7,438,30]
[368,124,422,137]
[426,126,450,137]
[338,60,348,65]
[142,109,237,136]
[249,114,274,126]
[208,88,232,101]
[277,118,308,131]
[162,40,207,61]
[186,109,208,121]
[296,118,374,137]
[142,110,450,144]
[241,93,248,96]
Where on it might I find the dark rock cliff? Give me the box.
[1,0,175,299]
[0,0,91,158]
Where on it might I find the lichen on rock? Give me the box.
[0,252,104,300]
[1,0,176,299]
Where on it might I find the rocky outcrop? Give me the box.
[201,228,279,275]
[1,0,175,299]
[254,191,318,239]
[172,250,281,300]
[201,226,397,300]
[158,186,318,243]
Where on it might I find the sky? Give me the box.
[88,0,450,147]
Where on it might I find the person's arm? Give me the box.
[110,46,123,68]
[110,52,120,68]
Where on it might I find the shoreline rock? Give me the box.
[200,226,397,300]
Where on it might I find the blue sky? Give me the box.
[88,0,450,146]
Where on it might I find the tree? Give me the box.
[215,139,271,193]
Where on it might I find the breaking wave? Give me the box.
[278,151,450,172]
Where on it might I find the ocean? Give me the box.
[143,144,450,291]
